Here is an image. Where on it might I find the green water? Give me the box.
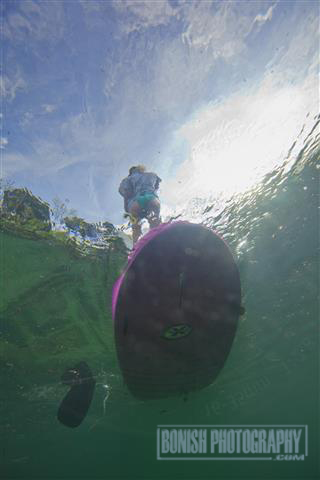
[0,125,319,479]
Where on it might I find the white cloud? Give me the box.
[274,12,319,79]
[2,151,31,177]
[181,1,279,57]
[42,104,56,114]
[3,1,65,44]
[0,137,8,149]
[0,73,26,101]
[150,39,213,114]
[107,1,279,114]
[181,2,244,54]
[112,1,279,62]
[253,4,276,25]
[181,1,270,58]
[20,112,34,128]
[6,111,105,178]
[112,0,177,33]
[113,0,253,60]
[79,0,106,13]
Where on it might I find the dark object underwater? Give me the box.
[57,361,96,428]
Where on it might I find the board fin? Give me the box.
[57,361,96,428]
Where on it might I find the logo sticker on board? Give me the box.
[161,324,192,340]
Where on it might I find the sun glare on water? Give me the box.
[161,74,317,213]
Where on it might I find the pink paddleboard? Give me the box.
[113,221,242,399]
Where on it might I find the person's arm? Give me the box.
[119,177,133,212]
[155,175,162,191]
[119,177,130,197]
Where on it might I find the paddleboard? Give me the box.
[113,221,242,399]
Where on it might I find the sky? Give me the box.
[1,0,319,225]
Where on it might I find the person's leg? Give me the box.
[128,200,142,245]
[147,197,161,229]
[131,223,142,245]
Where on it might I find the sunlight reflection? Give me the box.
[161,74,318,214]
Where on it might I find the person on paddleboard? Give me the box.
[119,165,162,245]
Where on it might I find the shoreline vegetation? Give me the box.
[0,187,128,257]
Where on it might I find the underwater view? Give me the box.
[1,1,319,479]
